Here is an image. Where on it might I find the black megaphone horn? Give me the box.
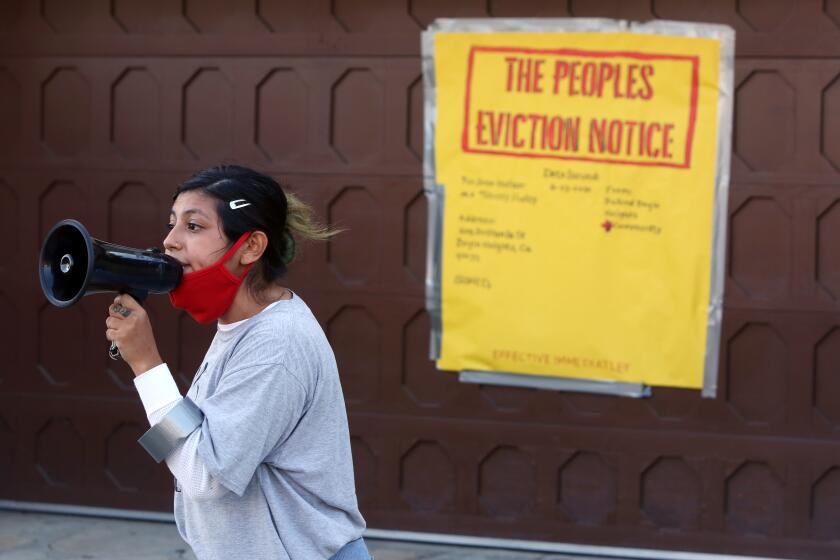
[39,219,183,359]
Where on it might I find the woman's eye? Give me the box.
[187,223,201,232]
[166,223,174,231]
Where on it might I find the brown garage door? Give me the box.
[1,1,840,558]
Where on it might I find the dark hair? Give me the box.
[175,164,333,293]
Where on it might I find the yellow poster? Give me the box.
[425,20,734,392]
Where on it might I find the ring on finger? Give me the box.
[112,304,131,318]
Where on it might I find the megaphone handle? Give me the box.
[126,288,149,305]
[108,289,149,361]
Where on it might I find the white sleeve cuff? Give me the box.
[133,363,182,416]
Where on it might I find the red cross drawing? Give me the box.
[601,220,613,232]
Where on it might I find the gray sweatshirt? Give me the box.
[135,294,366,559]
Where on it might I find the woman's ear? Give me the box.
[241,231,268,265]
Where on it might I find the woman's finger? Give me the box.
[119,295,141,311]
[109,304,131,319]
[105,316,126,329]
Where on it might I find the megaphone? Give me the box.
[39,219,183,361]
[39,219,182,307]
[39,220,183,307]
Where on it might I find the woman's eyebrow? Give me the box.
[170,208,209,218]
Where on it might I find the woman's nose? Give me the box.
[163,229,179,252]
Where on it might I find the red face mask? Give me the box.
[169,232,254,324]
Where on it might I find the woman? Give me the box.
[104,165,370,560]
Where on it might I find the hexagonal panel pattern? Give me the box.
[645,387,700,421]
[479,385,534,412]
[333,0,410,32]
[41,68,91,157]
[185,0,269,33]
[183,68,233,160]
[106,355,137,392]
[113,0,196,34]
[39,181,91,242]
[817,201,840,298]
[489,0,569,16]
[729,197,790,299]
[0,180,19,263]
[0,294,20,383]
[734,72,795,171]
[569,0,621,17]
[400,441,455,512]
[37,304,87,386]
[558,452,616,525]
[35,417,83,487]
[409,0,487,28]
[827,0,840,28]
[563,393,617,417]
[811,467,840,538]
[327,306,380,404]
[725,462,784,536]
[737,0,793,31]
[727,324,786,424]
[351,437,377,508]
[259,1,332,32]
[112,69,160,158]
[42,0,105,33]
[402,311,456,406]
[820,76,840,171]
[479,446,535,517]
[407,77,423,161]
[404,191,426,283]
[813,328,840,426]
[330,70,383,163]
[327,186,381,284]
[0,414,12,483]
[108,183,162,249]
[105,423,152,491]
[641,457,701,528]
[256,69,308,161]
[651,0,735,22]
[0,68,20,154]
[0,1,22,32]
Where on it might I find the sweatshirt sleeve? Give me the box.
[193,361,307,497]
[134,364,228,499]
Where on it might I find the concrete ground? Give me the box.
[0,510,621,560]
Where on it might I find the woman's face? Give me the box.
[163,190,231,274]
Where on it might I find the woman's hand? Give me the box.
[105,295,163,377]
